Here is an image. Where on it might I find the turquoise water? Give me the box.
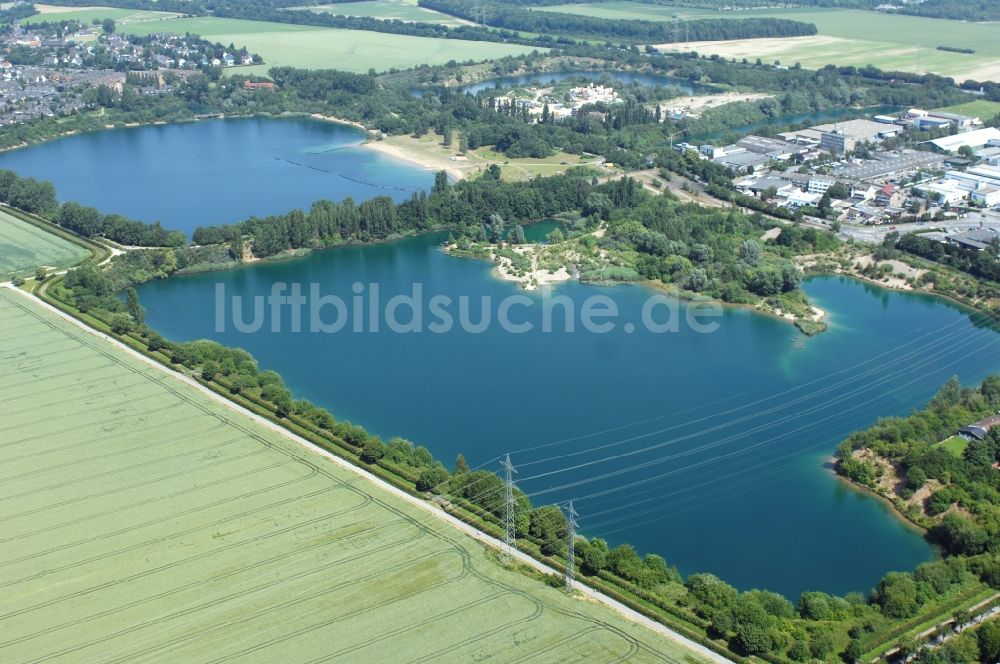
[136,232,1000,598]
[0,117,434,236]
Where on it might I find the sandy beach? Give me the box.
[362,138,470,181]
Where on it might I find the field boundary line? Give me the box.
[3,284,732,664]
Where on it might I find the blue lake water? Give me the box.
[135,231,1000,599]
[5,116,996,598]
[0,117,434,236]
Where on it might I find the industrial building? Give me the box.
[930,128,1000,153]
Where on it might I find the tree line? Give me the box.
[419,0,818,43]
[192,169,596,258]
[0,169,184,247]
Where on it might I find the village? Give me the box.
[0,17,261,125]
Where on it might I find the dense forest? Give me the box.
[187,163,834,322]
[883,0,1000,22]
[893,232,1000,285]
[0,2,37,25]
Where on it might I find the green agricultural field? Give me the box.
[24,4,180,25]
[933,100,1000,121]
[539,3,1000,80]
[539,2,701,22]
[117,17,543,75]
[0,288,708,664]
[0,210,90,280]
[292,0,468,26]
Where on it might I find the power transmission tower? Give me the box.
[472,0,486,26]
[564,501,578,590]
[501,454,517,562]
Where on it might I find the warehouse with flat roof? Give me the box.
[930,128,1000,153]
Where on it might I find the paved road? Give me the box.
[881,593,1000,662]
[6,283,733,664]
[805,211,1000,244]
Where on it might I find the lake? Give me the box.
[136,231,1000,598]
[0,117,434,236]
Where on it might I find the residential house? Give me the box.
[874,183,903,208]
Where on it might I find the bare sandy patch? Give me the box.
[33,3,115,12]
[655,35,849,61]
[663,91,772,114]
[960,61,1000,85]
[853,255,926,290]
[494,245,573,291]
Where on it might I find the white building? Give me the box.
[785,191,823,209]
[807,177,835,195]
[923,179,968,205]
[930,128,1000,153]
[966,165,1000,187]
[971,187,1000,207]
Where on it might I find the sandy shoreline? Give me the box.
[361,138,468,181]
[306,113,471,180]
[446,243,573,290]
[492,244,573,291]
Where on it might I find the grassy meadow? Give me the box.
[936,435,971,458]
[539,3,1000,81]
[0,287,708,664]
[933,100,1000,121]
[292,0,470,26]
[117,17,544,74]
[24,4,180,25]
[0,210,90,280]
